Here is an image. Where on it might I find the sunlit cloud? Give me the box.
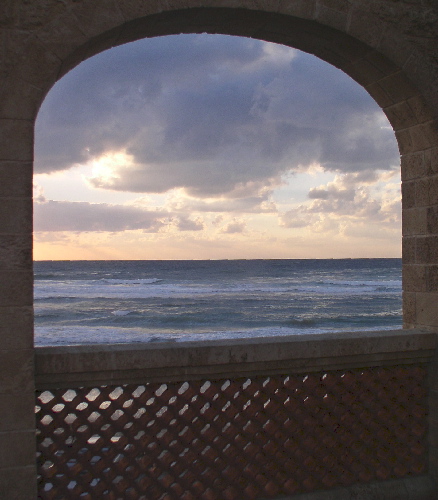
[280,170,400,236]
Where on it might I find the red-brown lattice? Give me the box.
[36,365,428,499]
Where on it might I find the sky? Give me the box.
[33,34,401,260]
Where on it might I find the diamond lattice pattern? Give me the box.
[36,365,427,499]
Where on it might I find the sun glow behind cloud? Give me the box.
[33,34,401,260]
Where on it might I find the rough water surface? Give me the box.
[34,259,402,346]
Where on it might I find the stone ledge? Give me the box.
[35,329,437,389]
[281,475,435,500]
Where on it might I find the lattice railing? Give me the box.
[36,364,428,500]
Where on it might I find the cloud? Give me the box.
[280,171,401,233]
[165,186,278,214]
[34,200,168,232]
[173,215,204,231]
[221,220,246,234]
[35,34,399,200]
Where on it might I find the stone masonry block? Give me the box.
[402,236,415,264]
[0,76,44,120]
[314,4,348,32]
[0,162,32,197]
[402,291,416,326]
[346,57,387,87]
[277,0,316,20]
[384,101,419,131]
[0,392,35,431]
[11,0,66,31]
[410,121,438,151]
[0,466,36,500]
[347,8,384,48]
[116,0,175,23]
[0,430,35,469]
[35,12,90,61]
[417,236,438,264]
[71,0,133,39]
[416,292,438,328]
[401,151,426,181]
[402,264,426,292]
[379,31,413,69]
[317,0,349,13]
[402,207,427,236]
[0,119,33,162]
[0,306,33,350]
[0,234,32,270]
[415,178,432,207]
[401,180,416,209]
[0,271,32,307]
[427,177,438,207]
[396,128,415,155]
[407,95,434,125]
[426,265,438,292]
[378,72,419,103]
[0,349,34,394]
[0,198,32,234]
[365,50,399,76]
[427,206,438,235]
[424,176,438,206]
[4,31,60,92]
[367,81,395,108]
[426,147,438,176]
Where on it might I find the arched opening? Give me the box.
[1,4,438,499]
[33,33,403,346]
[29,7,438,334]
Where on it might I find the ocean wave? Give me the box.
[111,310,134,316]
[103,278,162,285]
[34,323,401,347]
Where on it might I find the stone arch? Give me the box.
[1,2,437,497]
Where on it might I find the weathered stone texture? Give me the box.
[0,350,34,393]
[401,151,427,181]
[0,162,32,198]
[0,271,33,307]
[0,466,37,500]
[0,430,35,469]
[402,206,427,236]
[416,292,438,327]
[0,307,33,350]
[0,199,32,235]
[402,291,416,326]
[0,235,32,270]
[0,119,33,161]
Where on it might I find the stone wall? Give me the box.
[0,1,437,497]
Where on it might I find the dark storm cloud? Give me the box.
[35,34,400,198]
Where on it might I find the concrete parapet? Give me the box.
[35,329,437,388]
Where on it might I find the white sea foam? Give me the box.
[34,324,398,347]
[34,259,403,345]
[111,310,133,316]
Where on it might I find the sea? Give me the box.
[34,259,402,346]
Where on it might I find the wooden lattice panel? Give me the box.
[36,365,428,499]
